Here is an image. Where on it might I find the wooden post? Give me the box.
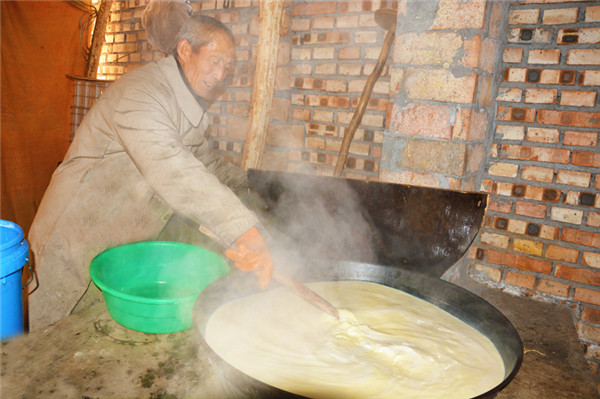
[242,0,285,171]
[85,0,113,78]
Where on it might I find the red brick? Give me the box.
[583,252,600,269]
[541,225,560,241]
[291,108,310,121]
[522,165,554,183]
[489,2,502,38]
[513,238,544,256]
[538,278,570,298]
[504,68,527,82]
[557,28,600,44]
[488,162,519,178]
[581,70,600,86]
[481,38,497,74]
[335,15,358,29]
[562,227,600,248]
[588,212,600,228]
[503,48,523,63]
[582,307,600,324]
[291,47,311,61]
[500,144,570,164]
[338,47,360,60]
[497,87,522,102]
[496,124,525,140]
[537,109,600,128]
[542,7,579,25]
[505,271,536,290]
[226,117,250,140]
[578,322,600,342]
[507,27,552,44]
[584,348,600,368]
[452,109,472,140]
[528,49,561,64]
[509,8,540,24]
[388,103,452,139]
[561,90,597,107]
[574,287,600,306]
[523,255,553,274]
[564,131,598,147]
[291,1,337,16]
[551,207,584,224]
[521,188,544,205]
[567,49,600,65]
[306,95,350,109]
[489,199,513,213]
[461,35,482,70]
[312,16,335,29]
[495,181,513,197]
[515,201,547,218]
[471,263,502,283]
[497,106,536,122]
[379,169,442,188]
[525,88,557,104]
[481,232,509,249]
[394,32,463,66]
[398,138,466,176]
[546,244,579,263]
[556,264,600,285]
[556,170,592,187]
[586,5,600,22]
[572,150,600,168]
[431,0,486,29]
[403,68,477,103]
[527,127,560,143]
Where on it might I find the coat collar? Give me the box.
[158,56,206,127]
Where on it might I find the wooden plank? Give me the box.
[85,0,113,78]
[242,0,285,170]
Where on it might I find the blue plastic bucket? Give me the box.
[1,219,31,340]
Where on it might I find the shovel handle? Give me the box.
[334,22,396,177]
[272,270,340,319]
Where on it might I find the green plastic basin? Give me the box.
[90,241,230,334]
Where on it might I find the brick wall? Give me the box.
[468,0,600,387]
[384,0,502,190]
[98,0,394,179]
[95,0,600,388]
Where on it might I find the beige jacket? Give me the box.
[28,56,258,330]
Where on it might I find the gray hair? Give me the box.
[173,14,235,55]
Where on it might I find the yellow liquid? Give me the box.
[205,281,505,399]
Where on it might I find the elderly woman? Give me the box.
[28,14,272,331]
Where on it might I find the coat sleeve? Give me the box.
[193,138,249,197]
[112,87,258,248]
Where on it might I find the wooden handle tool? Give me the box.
[272,270,340,319]
[334,8,397,177]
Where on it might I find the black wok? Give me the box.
[193,260,523,399]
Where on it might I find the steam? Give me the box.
[255,173,378,278]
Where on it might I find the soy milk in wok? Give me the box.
[205,281,505,399]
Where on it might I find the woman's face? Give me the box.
[178,30,235,100]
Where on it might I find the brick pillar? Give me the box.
[382,0,503,191]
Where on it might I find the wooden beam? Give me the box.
[242,0,285,171]
[85,0,113,78]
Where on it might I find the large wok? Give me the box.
[193,260,523,399]
[246,169,487,278]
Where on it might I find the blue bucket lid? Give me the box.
[1,219,24,251]
[0,220,29,277]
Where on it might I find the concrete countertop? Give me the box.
[1,278,598,399]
